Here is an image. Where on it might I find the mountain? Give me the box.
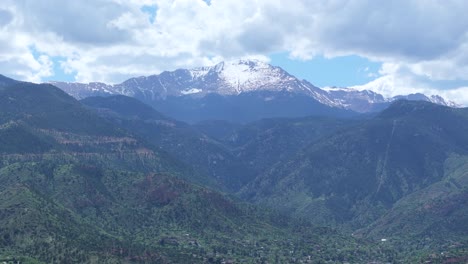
[357,154,468,239]
[325,87,459,112]
[2,159,402,263]
[0,80,402,263]
[81,95,256,191]
[1,78,466,262]
[323,87,388,112]
[0,74,18,87]
[50,60,457,123]
[193,120,242,141]
[215,116,356,177]
[51,60,334,103]
[154,90,354,123]
[0,81,212,186]
[393,93,458,107]
[241,101,468,239]
[81,95,361,193]
[52,60,354,123]
[0,82,118,135]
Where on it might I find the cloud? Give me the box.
[353,75,468,106]
[351,62,468,105]
[307,1,468,61]
[22,0,132,45]
[0,0,467,105]
[0,9,13,27]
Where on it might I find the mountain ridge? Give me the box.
[1,80,466,262]
[50,60,358,123]
[0,81,402,263]
[240,100,468,230]
[81,95,257,191]
[49,60,457,113]
[0,74,19,87]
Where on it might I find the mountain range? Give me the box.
[0,78,403,263]
[241,101,468,226]
[0,70,467,263]
[50,60,458,123]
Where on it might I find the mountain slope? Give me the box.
[51,60,359,122]
[81,96,361,192]
[356,154,468,262]
[0,74,19,87]
[81,95,255,191]
[53,60,333,101]
[241,100,468,232]
[1,160,400,263]
[193,120,242,141]
[0,82,211,186]
[220,116,356,176]
[325,87,459,112]
[158,90,355,123]
[0,174,125,263]
[1,77,465,262]
[359,154,468,240]
[0,82,120,135]
[0,83,400,263]
[50,60,457,123]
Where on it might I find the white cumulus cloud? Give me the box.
[0,0,467,105]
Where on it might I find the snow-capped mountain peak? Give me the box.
[179,59,314,96]
[218,60,285,91]
[52,59,315,100]
[189,66,211,79]
[49,60,458,116]
[324,87,459,112]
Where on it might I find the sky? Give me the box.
[1,0,468,105]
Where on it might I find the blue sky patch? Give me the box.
[269,53,381,88]
[30,45,75,82]
[141,5,157,24]
[49,58,75,82]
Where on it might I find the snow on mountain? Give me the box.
[189,67,210,79]
[51,59,329,100]
[50,59,457,113]
[215,60,285,92]
[184,59,321,97]
[49,81,117,99]
[324,87,459,112]
[323,87,387,112]
[381,93,458,109]
[181,88,203,95]
[391,93,460,108]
